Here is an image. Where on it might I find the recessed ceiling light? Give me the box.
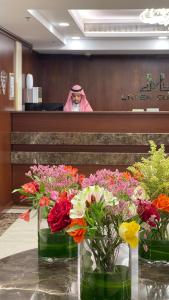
[158,36,168,39]
[72,36,80,40]
[25,16,31,22]
[59,22,70,27]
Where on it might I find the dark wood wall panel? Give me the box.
[38,54,169,111]
[11,145,151,153]
[0,32,15,211]
[0,112,12,210]
[0,31,37,211]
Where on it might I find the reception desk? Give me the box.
[11,111,169,202]
[11,111,169,133]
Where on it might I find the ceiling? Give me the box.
[0,0,169,54]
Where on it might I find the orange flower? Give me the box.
[122,172,132,181]
[152,194,169,212]
[64,165,78,176]
[22,182,38,194]
[19,209,30,222]
[67,218,87,243]
[39,196,50,207]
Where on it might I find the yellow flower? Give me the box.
[119,221,140,249]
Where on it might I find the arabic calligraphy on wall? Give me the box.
[121,73,169,101]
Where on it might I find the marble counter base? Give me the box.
[11,151,145,165]
[11,132,169,146]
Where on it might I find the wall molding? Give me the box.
[0,26,32,49]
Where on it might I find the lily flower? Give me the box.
[119,221,140,248]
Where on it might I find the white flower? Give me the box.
[131,186,148,201]
[70,185,118,219]
[128,202,137,218]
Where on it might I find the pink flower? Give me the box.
[50,191,58,201]
[82,168,139,201]
[26,165,81,193]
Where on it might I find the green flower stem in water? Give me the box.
[81,266,131,300]
[139,238,169,262]
[38,228,77,259]
[81,238,131,300]
[86,238,121,272]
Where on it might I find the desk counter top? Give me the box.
[11,111,169,133]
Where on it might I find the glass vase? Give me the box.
[38,207,77,262]
[139,236,169,264]
[79,237,131,300]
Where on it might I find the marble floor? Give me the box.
[0,207,37,259]
[0,213,19,236]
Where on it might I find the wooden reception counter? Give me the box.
[11,111,169,202]
[11,111,169,133]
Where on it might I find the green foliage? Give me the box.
[85,201,105,238]
[128,140,169,199]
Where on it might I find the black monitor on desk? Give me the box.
[25,103,64,111]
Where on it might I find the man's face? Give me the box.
[71,92,82,104]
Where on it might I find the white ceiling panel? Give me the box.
[0,0,169,53]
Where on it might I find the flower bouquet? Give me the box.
[13,164,84,261]
[128,141,169,263]
[64,170,141,300]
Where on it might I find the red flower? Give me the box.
[22,182,39,194]
[47,193,72,232]
[39,196,50,207]
[78,174,85,185]
[20,195,27,201]
[137,200,160,227]
[19,209,30,222]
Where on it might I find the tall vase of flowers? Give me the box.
[38,204,77,262]
[128,141,169,264]
[66,185,140,300]
[80,238,131,300]
[13,164,84,261]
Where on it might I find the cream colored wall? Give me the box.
[14,41,22,111]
